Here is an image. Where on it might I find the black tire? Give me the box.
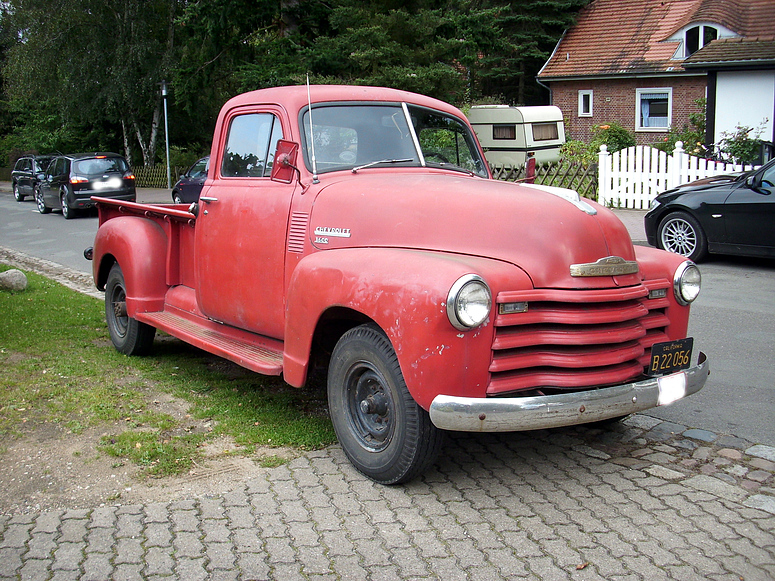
[173,193,183,204]
[105,263,156,356]
[35,189,51,214]
[61,190,75,220]
[657,211,707,262]
[327,323,445,484]
[13,183,24,202]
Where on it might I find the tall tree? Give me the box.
[472,0,590,105]
[2,0,177,166]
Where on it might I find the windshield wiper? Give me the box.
[351,158,413,173]
[425,161,477,177]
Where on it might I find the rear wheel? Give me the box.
[105,264,156,355]
[35,188,51,214]
[327,323,445,484]
[61,190,75,219]
[13,183,24,202]
[657,211,707,262]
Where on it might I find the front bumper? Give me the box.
[429,352,709,432]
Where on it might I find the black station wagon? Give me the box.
[35,153,136,219]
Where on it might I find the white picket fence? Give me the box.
[597,142,758,209]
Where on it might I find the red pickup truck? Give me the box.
[87,85,709,484]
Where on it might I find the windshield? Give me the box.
[301,103,488,177]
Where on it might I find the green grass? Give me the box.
[0,265,336,477]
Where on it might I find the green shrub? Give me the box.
[561,122,636,166]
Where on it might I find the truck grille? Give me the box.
[488,283,671,396]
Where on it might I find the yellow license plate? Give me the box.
[648,338,693,376]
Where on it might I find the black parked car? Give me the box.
[645,158,775,262]
[171,155,209,204]
[11,154,53,202]
[35,153,135,219]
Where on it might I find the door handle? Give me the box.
[199,196,218,204]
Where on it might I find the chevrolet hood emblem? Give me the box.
[570,256,639,277]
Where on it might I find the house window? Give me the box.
[578,90,593,117]
[685,25,717,57]
[636,88,672,130]
[493,124,516,140]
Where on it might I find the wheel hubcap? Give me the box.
[663,220,696,256]
[348,367,393,450]
[109,286,128,337]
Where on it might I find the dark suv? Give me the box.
[35,152,135,219]
[171,155,209,204]
[11,154,54,202]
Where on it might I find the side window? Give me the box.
[532,122,559,141]
[578,90,593,117]
[222,113,283,178]
[636,88,672,130]
[48,158,64,178]
[493,125,516,140]
[189,158,208,178]
[760,165,775,188]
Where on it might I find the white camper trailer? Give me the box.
[467,105,566,167]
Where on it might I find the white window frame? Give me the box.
[684,24,718,58]
[635,88,672,132]
[578,90,593,117]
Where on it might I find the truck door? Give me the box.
[194,108,295,340]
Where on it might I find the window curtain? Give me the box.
[641,100,651,128]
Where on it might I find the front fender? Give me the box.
[283,248,527,410]
[634,245,692,339]
[93,216,168,316]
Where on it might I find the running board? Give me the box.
[138,310,284,375]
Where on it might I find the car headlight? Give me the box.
[674,261,701,305]
[648,198,661,211]
[447,274,492,331]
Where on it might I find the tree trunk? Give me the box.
[134,104,161,167]
[121,120,132,167]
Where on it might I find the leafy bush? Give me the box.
[718,122,767,164]
[561,122,636,166]
[654,98,708,157]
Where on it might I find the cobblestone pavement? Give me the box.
[1,415,774,581]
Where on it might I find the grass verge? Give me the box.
[0,265,336,477]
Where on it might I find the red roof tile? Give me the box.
[538,0,775,79]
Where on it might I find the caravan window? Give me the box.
[493,125,516,140]
[532,122,559,141]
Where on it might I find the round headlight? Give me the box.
[447,275,492,331]
[674,261,701,305]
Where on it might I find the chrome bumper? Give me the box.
[429,352,709,432]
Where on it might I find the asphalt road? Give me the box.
[1,186,774,446]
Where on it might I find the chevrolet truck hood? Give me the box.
[309,172,639,289]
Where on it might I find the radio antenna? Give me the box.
[307,75,319,184]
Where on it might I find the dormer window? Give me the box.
[685,25,717,57]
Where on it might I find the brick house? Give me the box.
[537,0,775,149]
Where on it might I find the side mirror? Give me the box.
[271,139,300,184]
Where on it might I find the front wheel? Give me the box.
[105,264,156,355]
[35,189,51,214]
[328,324,445,484]
[13,183,24,202]
[657,211,707,262]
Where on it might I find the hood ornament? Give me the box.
[570,256,639,277]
